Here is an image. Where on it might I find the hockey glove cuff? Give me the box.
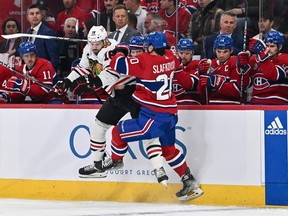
[201,74,226,90]
[5,76,30,94]
[249,38,269,62]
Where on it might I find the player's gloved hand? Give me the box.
[200,74,226,90]
[70,76,92,96]
[112,44,130,57]
[198,58,211,74]
[54,79,71,95]
[237,51,250,68]
[249,38,269,62]
[5,76,30,93]
[0,92,9,103]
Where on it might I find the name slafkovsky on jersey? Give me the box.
[265,116,287,135]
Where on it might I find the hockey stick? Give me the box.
[0,60,103,104]
[0,60,54,91]
[201,35,209,105]
[1,33,87,43]
[239,0,248,104]
[258,0,263,39]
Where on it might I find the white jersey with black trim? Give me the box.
[67,38,118,82]
[79,38,118,69]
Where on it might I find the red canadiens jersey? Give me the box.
[110,50,183,114]
[57,6,93,31]
[140,0,160,12]
[206,56,250,104]
[0,64,13,85]
[180,0,198,14]
[173,60,204,105]
[158,6,191,35]
[249,54,288,105]
[13,58,56,103]
[0,64,25,103]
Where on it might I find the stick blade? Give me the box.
[1,33,29,39]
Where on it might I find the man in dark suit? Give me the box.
[96,0,118,34]
[107,4,141,43]
[26,4,59,70]
[203,10,243,59]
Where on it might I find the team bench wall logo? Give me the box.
[264,110,288,206]
[69,125,188,159]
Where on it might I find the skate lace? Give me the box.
[102,157,114,168]
[83,164,95,171]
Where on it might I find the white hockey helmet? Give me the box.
[87,25,107,43]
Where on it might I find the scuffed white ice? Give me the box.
[0,199,287,216]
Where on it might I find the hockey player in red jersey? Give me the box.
[58,30,169,185]
[174,38,204,104]
[90,32,203,201]
[248,31,288,105]
[2,41,57,103]
[198,34,250,104]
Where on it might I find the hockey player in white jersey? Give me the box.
[54,25,118,95]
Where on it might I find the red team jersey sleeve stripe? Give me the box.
[120,118,154,139]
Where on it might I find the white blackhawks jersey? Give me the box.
[67,38,118,82]
[67,38,136,95]
[79,38,118,70]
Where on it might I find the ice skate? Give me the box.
[154,167,169,188]
[78,162,107,178]
[94,157,124,172]
[176,168,204,202]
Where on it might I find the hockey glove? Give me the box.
[54,79,71,95]
[201,74,226,90]
[198,58,211,74]
[112,44,130,57]
[237,51,250,67]
[71,76,92,96]
[5,76,29,94]
[71,75,103,96]
[249,38,269,62]
[237,51,251,71]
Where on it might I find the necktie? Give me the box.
[28,28,34,41]
[3,39,11,53]
[114,30,120,42]
[107,16,110,33]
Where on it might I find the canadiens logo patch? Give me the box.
[253,76,270,90]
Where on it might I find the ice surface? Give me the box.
[0,199,287,216]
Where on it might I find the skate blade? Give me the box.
[178,188,204,202]
[79,172,107,178]
[160,180,168,189]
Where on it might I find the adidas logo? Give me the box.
[265,117,287,135]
